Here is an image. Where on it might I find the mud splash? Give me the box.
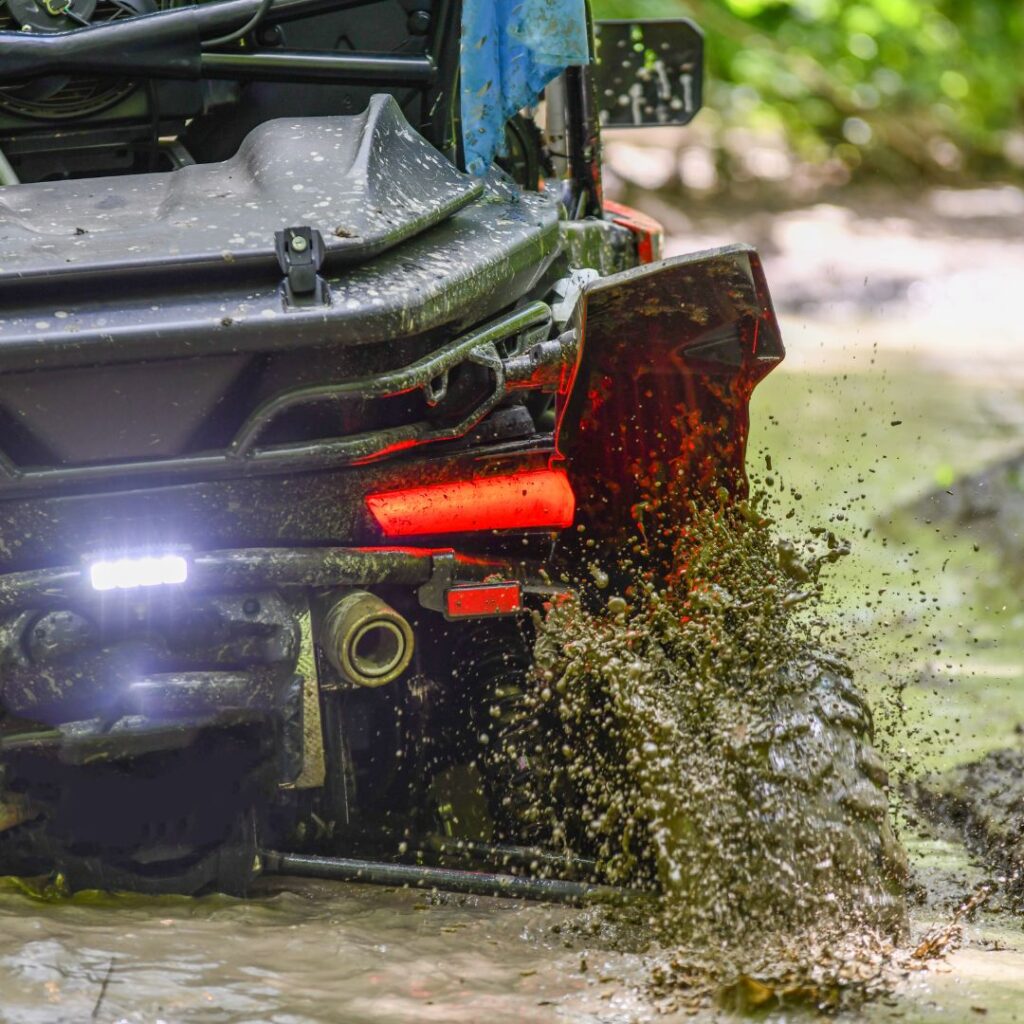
[490,496,911,1010]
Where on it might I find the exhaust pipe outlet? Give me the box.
[321,591,414,687]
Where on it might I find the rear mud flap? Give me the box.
[555,244,784,576]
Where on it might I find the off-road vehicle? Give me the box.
[0,0,896,898]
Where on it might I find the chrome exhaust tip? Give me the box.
[321,590,414,687]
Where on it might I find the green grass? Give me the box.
[749,357,1024,773]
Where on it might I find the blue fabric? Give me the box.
[460,0,590,176]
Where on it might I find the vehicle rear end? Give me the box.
[0,0,785,893]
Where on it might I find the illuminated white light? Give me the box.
[90,554,188,592]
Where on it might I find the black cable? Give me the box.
[201,0,275,49]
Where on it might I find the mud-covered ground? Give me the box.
[743,185,1024,1022]
[3,187,1024,1022]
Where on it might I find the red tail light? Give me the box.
[366,469,575,536]
[446,582,523,618]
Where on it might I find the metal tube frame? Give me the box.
[560,0,603,219]
[0,303,553,497]
[0,545,517,614]
[261,850,628,904]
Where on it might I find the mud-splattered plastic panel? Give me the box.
[0,94,480,287]
[556,244,784,574]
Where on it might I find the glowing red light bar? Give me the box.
[366,469,575,536]
[446,582,523,618]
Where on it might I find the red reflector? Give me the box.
[446,582,522,618]
[366,469,575,536]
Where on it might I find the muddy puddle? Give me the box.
[0,880,626,1023]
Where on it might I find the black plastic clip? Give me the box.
[275,226,329,309]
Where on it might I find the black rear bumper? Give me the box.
[0,543,487,614]
[0,543,536,766]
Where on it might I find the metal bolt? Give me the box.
[289,234,308,253]
[407,9,430,35]
[257,24,283,46]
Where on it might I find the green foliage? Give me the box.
[592,0,1024,182]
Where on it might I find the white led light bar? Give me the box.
[89,554,189,592]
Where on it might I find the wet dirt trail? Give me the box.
[737,187,1024,1023]
[0,832,1018,1024]
[3,189,1024,1022]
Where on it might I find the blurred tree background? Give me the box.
[591,0,1024,192]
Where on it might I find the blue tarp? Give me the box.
[460,0,590,176]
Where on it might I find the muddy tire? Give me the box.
[57,807,260,896]
[3,727,272,895]
[470,641,906,929]
[746,655,908,933]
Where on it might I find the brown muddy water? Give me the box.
[0,879,626,1023]
[5,191,1024,1022]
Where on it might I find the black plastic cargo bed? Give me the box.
[0,95,477,290]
